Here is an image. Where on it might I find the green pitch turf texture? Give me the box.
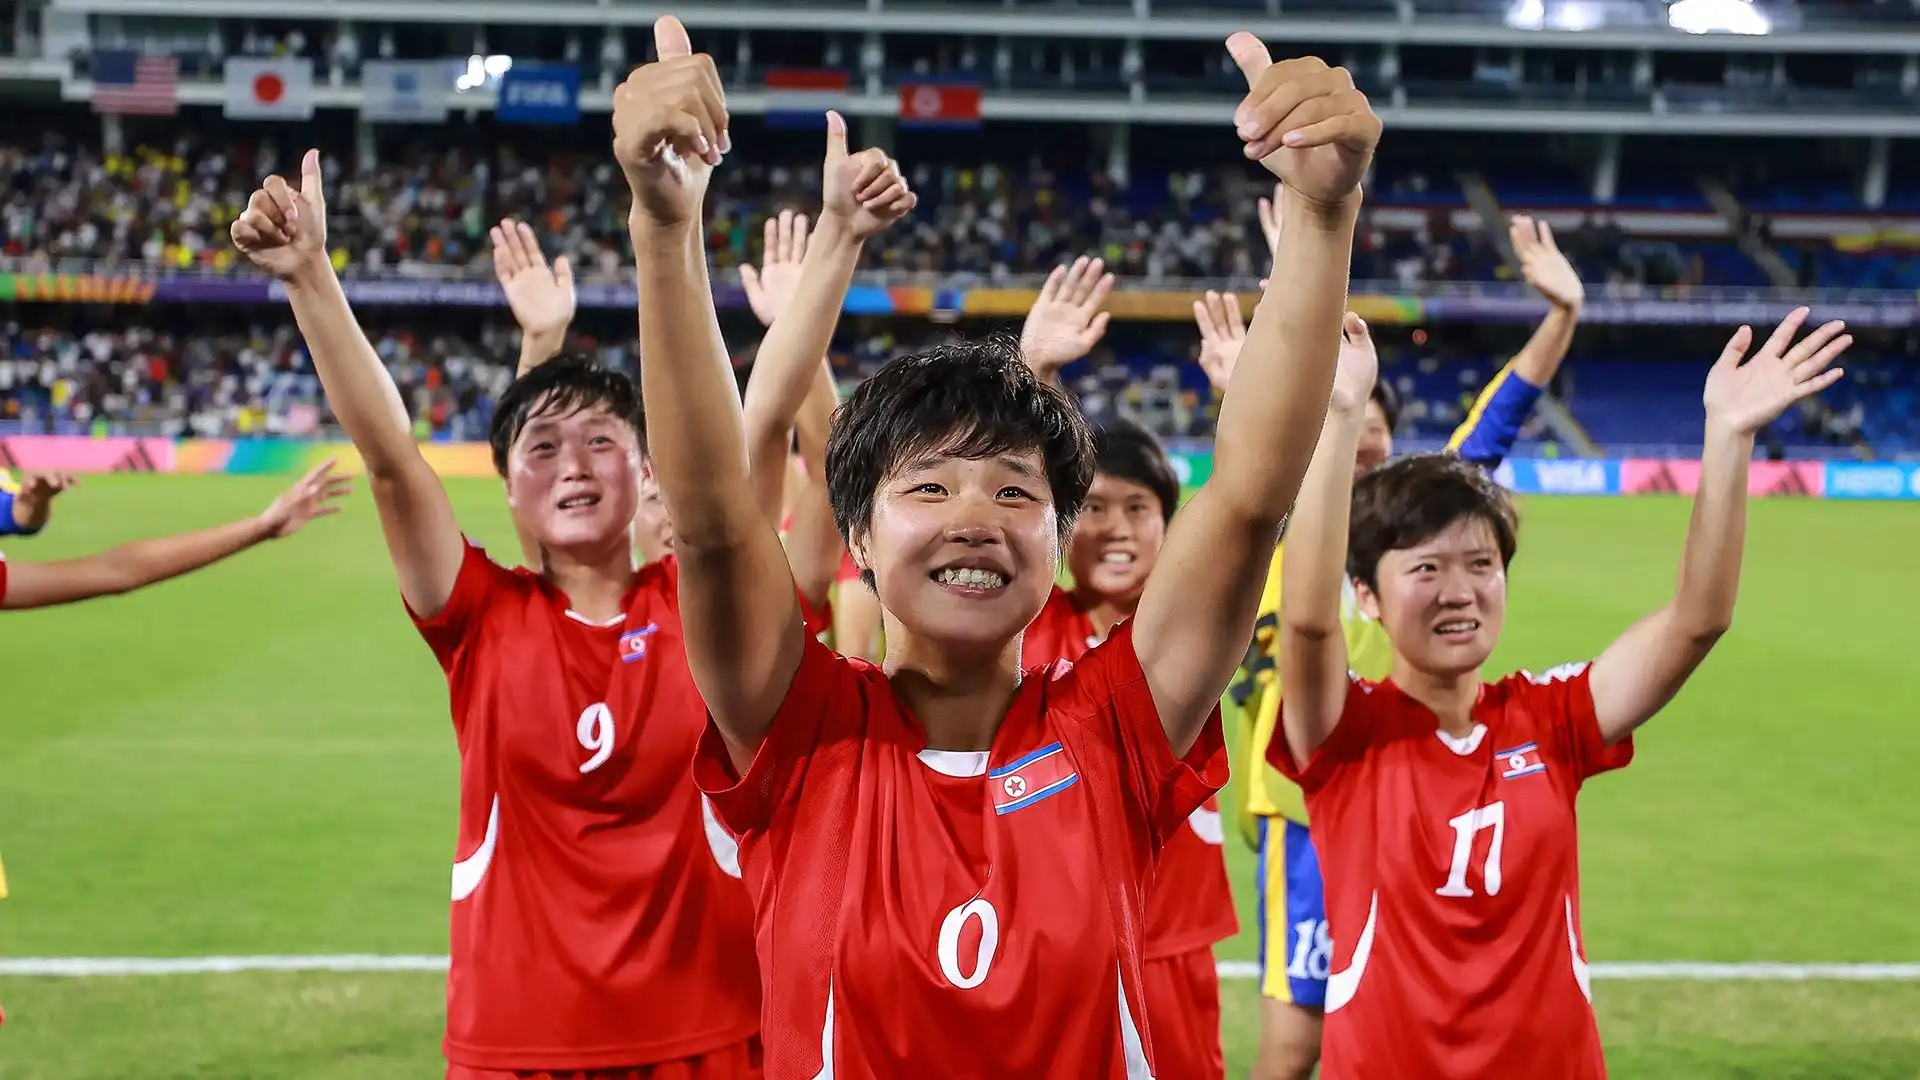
[2,474,1917,1079]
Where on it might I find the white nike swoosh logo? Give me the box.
[1325,889,1378,1013]
[1567,895,1592,1003]
[450,795,498,902]
[1186,805,1225,846]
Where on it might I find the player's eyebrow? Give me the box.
[993,454,1046,482]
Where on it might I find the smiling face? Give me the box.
[1066,473,1166,605]
[1356,514,1507,678]
[504,400,643,558]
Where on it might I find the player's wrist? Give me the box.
[281,251,336,293]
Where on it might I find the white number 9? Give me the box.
[577,702,615,774]
[937,897,1001,990]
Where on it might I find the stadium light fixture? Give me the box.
[455,54,515,92]
[1666,0,1772,35]
[1505,0,1610,32]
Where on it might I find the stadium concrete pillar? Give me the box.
[100,114,123,157]
[1593,134,1620,205]
[356,116,376,169]
[1864,137,1889,211]
[861,113,894,155]
[1101,122,1129,188]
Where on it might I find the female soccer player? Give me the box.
[615,15,1378,1076]
[229,133,909,1078]
[1,462,346,610]
[1271,307,1848,1079]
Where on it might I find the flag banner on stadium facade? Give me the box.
[496,64,581,125]
[898,81,983,128]
[763,69,851,129]
[361,60,451,123]
[223,57,315,121]
[89,51,180,117]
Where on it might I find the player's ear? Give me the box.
[1353,576,1382,623]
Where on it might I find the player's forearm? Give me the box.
[742,220,861,467]
[515,328,566,378]
[1509,301,1579,388]
[1280,409,1364,640]
[1672,420,1750,640]
[1211,189,1359,526]
[8,514,271,609]
[283,257,420,477]
[785,472,843,609]
[11,493,50,534]
[633,217,759,549]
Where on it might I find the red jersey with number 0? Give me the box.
[1269,662,1631,1080]
[1024,586,1239,959]
[410,541,760,1071]
[696,622,1227,1078]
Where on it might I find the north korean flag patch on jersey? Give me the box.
[619,624,659,663]
[989,742,1079,815]
[1498,741,1547,780]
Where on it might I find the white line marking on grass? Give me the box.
[2,956,1917,980]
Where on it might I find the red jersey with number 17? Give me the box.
[1024,586,1239,959]
[1269,662,1632,1080]
[409,540,760,1071]
[696,622,1228,1078]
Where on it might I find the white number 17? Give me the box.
[1437,800,1505,898]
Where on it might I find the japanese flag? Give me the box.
[224,57,315,120]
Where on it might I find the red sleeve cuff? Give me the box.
[1267,677,1374,794]
[695,633,855,837]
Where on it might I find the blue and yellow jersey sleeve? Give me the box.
[1235,544,1396,844]
[1445,360,1546,470]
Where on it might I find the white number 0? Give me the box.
[937,898,1001,990]
[1437,800,1505,898]
[576,702,615,774]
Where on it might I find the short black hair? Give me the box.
[1370,379,1401,433]
[489,353,645,476]
[826,334,1094,582]
[1092,418,1180,524]
[1348,452,1517,591]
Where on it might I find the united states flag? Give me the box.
[91,51,180,116]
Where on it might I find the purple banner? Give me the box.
[151,276,748,311]
[1427,295,1920,327]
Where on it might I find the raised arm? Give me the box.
[1276,318,1378,764]
[1018,256,1114,386]
[1131,40,1381,755]
[231,154,465,619]
[616,17,801,768]
[740,115,914,606]
[3,462,348,610]
[3,473,75,536]
[1586,310,1846,745]
[492,218,578,378]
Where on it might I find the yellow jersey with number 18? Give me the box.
[1236,544,1396,842]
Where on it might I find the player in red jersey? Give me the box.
[1269,308,1849,1079]
[616,17,1377,1076]
[0,461,346,611]
[1017,273,1235,1080]
[231,144,906,1077]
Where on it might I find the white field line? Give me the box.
[1,956,1917,981]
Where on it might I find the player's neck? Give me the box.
[881,626,1025,752]
[542,544,640,624]
[1391,659,1483,737]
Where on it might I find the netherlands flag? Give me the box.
[763,69,850,129]
[990,742,1079,815]
[1498,741,1547,780]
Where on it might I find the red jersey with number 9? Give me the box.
[1269,662,1632,1080]
[696,622,1228,1078]
[409,540,761,1071]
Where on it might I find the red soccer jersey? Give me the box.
[1023,586,1239,959]
[695,622,1228,1078]
[410,541,760,1071]
[1269,662,1632,1080]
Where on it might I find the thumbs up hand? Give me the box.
[613,15,729,228]
[230,148,331,282]
[820,110,916,241]
[1225,34,1380,212]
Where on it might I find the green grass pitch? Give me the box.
[2,475,1918,1078]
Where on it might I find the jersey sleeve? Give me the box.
[1514,661,1633,785]
[1446,361,1545,469]
[1266,674,1383,795]
[0,551,9,607]
[405,538,509,672]
[694,633,867,838]
[1057,621,1230,847]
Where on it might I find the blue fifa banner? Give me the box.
[1492,458,1622,496]
[1824,461,1920,500]
[497,64,581,124]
